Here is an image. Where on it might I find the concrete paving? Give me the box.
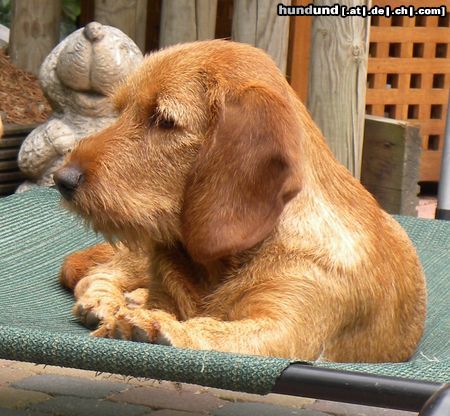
[0,359,419,416]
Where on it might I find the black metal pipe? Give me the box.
[436,208,450,221]
[272,363,444,412]
[419,384,450,415]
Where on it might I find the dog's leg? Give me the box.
[60,243,115,290]
[110,308,325,359]
[68,245,153,333]
[91,251,331,359]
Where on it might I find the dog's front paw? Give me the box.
[73,295,123,330]
[110,309,180,346]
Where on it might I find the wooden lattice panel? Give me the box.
[366,0,450,182]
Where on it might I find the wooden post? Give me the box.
[159,0,218,48]
[9,0,61,76]
[307,0,370,179]
[287,0,312,102]
[232,0,291,74]
[361,115,421,216]
[94,0,148,52]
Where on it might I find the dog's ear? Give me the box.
[182,85,302,262]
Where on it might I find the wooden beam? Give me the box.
[371,27,450,43]
[366,89,448,104]
[159,0,218,48]
[369,58,450,74]
[307,0,371,179]
[215,0,233,39]
[232,0,291,74]
[9,0,61,76]
[94,0,148,51]
[287,0,312,102]
[420,151,443,182]
[79,0,95,26]
[361,115,421,216]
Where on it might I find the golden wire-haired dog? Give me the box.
[54,40,426,362]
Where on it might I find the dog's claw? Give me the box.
[112,327,124,340]
[73,296,125,335]
[131,326,151,343]
[73,302,101,329]
[78,302,174,346]
[85,311,100,329]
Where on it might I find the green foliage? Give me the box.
[0,0,11,27]
[61,0,81,39]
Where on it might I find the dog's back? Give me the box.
[55,40,426,362]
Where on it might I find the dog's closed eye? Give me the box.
[157,116,176,130]
[148,109,177,130]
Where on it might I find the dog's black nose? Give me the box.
[53,165,84,200]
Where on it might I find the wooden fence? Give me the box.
[365,0,450,182]
[7,0,447,183]
[289,0,449,183]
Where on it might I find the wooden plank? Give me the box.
[197,0,219,40]
[0,171,25,183]
[308,0,370,179]
[9,0,61,75]
[0,148,20,161]
[1,116,31,193]
[0,124,30,192]
[287,0,312,102]
[95,0,148,51]
[366,89,448,104]
[159,0,218,47]
[361,115,421,215]
[420,150,442,181]
[369,58,450,73]
[409,119,446,133]
[0,126,31,176]
[397,11,417,111]
[146,0,162,52]
[371,42,389,117]
[0,182,21,196]
[215,0,233,39]
[134,0,149,50]
[371,27,450,43]
[3,124,38,136]
[0,160,19,172]
[362,116,408,190]
[232,0,291,74]
[79,0,95,26]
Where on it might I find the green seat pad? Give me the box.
[0,188,448,393]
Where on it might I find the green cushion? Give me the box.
[0,188,448,393]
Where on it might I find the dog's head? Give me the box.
[54,40,302,262]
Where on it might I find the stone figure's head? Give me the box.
[39,22,143,116]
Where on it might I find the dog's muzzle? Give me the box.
[53,165,84,201]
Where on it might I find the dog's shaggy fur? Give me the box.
[55,40,426,362]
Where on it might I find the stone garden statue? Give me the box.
[16,22,143,192]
